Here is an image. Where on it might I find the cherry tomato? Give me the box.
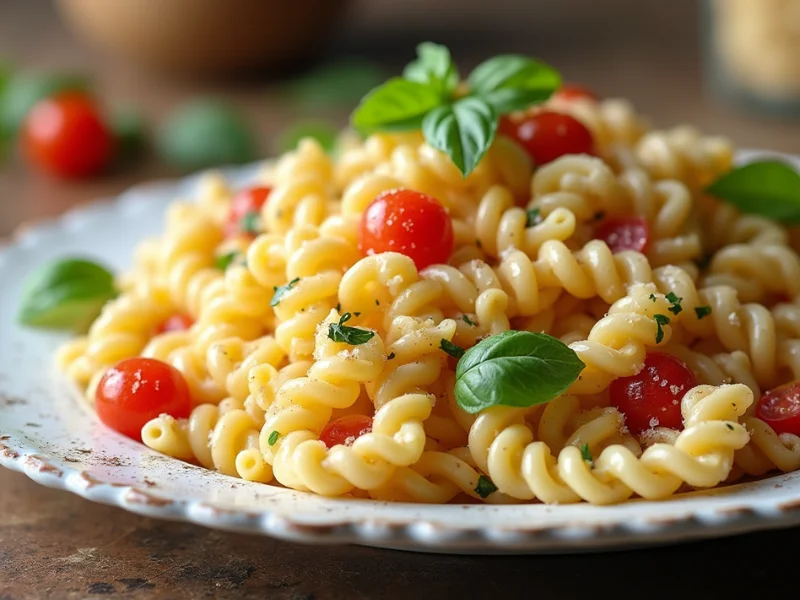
[319,415,373,448]
[498,111,595,166]
[594,216,650,253]
[22,91,114,178]
[360,189,453,270]
[609,353,696,434]
[156,313,194,334]
[553,83,599,102]
[95,357,192,441]
[756,382,800,436]
[226,185,271,237]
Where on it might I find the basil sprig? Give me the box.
[351,43,561,177]
[18,258,117,332]
[706,160,800,223]
[454,331,584,414]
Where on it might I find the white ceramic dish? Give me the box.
[2,150,800,555]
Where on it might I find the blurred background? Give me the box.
[1,0,799,237]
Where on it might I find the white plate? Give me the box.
[2,150,800,555]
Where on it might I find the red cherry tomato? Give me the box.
[553,83,600,102]
[499,111,595,166]
[95,357,192,441]
[595,216,650,253]
[609,353,696,434]
[226,185,271,237]
[360,189,453,270]
[757,382,800,436]
[22,92,114,179]
[319,415,373,448]
[156,313,194,334]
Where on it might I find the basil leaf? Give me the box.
[215,251,242,271]
[351,77,442,134]
[276,120,338,154]
[156,99,258,171]
[328,313,375,345]
[455,330,584,414]
[271,277,300,307]
[422,97,497,177]
[0,72,88,138]
[403,42,459,97]
[695,305,712,319]
[18,258,116,332]
[467,55,561,114]
[706,160,800,224]
[440,338,465,359]
[474,475,498,498]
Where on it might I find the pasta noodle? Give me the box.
[54,85,800,507]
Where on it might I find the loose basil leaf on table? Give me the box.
[156,99,258,171]
[0,71,88,138]
[18,258,117,332]
[351,77,443,134]
[454,330,585,414]
[422,97,497,178]
[706,160,800,224]
[276,120,338,154]
[402,42,459,98]
[467,55,561,114]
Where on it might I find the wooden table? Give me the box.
[2,2,800,598]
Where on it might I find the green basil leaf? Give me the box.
[156,99,258,171]
[215,251,242,271]
[351,77,442,134]
[18,258,116,332]
[422,97,497,177]
[455,330,584,414]
[327,313,375,345]
[706,160,800,224]
[467,55,561,114]
[276,120,338,154]
[271,277,300,307]
[695,305,712,320]
[474,475,497,498]
[0,72,88,139]
[403,42,459,97]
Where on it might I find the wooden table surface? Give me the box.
[2,2,800,598]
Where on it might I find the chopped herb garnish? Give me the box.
[666,292,683,315]
[462,314,476,326]
[725,423,734,431]
[214,251,240,271]
[474,475,498,499]
[387,352,396,360]
[240,210,260,235]
[440,338,466,359]
[525,208,542,228]
[328,312,375,345]
[580,443,593,465]
[271,277,300,307]
[695,305,712,320]
[654,314,670,344]
[649,294,657,302]
[267,430,281,446]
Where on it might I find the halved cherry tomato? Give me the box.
[595,216,650,253]
[320,415,373,448]
[609,353,696,434]
[22,91,114,178]
[226,185,271,237]
[360,189,453,270]
[757,382,800,436]
[498,111,595,166]
[156,313,194,334]
[553,83,600,102]
[95,357,192,441]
